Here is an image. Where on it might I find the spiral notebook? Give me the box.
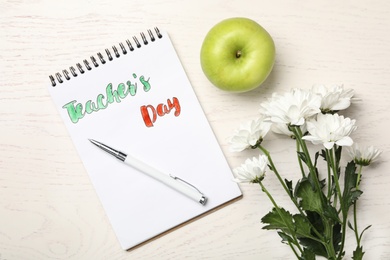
[47,28,242,250]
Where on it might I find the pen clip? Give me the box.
[169,174,204,195]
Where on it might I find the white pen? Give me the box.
[89,139,207,205]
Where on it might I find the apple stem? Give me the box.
[236,50,242,58]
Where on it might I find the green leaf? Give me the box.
[294,178,302,198]
[359,225,372,241]
[323,203,340,223]
[348,220,355,231]
[296,179,323,214]
[262,207,316,241]
[342,161,362,213]
[285,178,293,198]
[299,223,342,259]
[344,161,357,190]
[332,223,342,253]
[306,211,324,233]
[319,176,327,190]
[299,237,328,258]
[320,149,327,162]
[277,231,294,245]
[314,151,320,167]
[335,146,342,167]
[301,248,316,260]
[298,151,307,164]
[348,190,363,207]
[352,246,365,260]
[293,214,312,237]
[261,207,294,234]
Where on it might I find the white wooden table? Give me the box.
[1,1,389,259]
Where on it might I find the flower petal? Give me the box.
[233,155,268,183]
[335,136,353,147]
[324,141,335,149]
[229,117,271,152]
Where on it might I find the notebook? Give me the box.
[47,28,242,250]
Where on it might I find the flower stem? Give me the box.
[291,126,340,258]
[353,203,359,246]
[356,164,363,190]
[259,181,303,255]
[296,138,306,178]
[353,165,364,247]
[259,144,325,244]
[327,148,343,206]
[288,241,301,259]
[327,147,348,260]
[331,148,343,259]
[259,145,291,198]
[324,218,337,259]
[291,126,324,202]
[325,151,332,200]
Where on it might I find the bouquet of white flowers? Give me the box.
[229,86,381,260]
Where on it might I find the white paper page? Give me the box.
[48,30,242,250]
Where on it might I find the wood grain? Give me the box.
[1,0,390,259]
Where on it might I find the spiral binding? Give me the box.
[49,27,162,87]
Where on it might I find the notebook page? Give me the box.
[48,31,242,250]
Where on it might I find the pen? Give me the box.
[89,139,207,205]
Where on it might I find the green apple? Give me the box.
[200,17,275,92]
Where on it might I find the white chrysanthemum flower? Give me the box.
[311,85,355,113]
[302,113,357,149]
[233,154,268,183]
[260,88,321,126]
[346,143,382,166]
[229,117,271,152]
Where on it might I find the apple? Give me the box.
[200,17,275,92]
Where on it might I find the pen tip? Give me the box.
[89,139,99,145]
